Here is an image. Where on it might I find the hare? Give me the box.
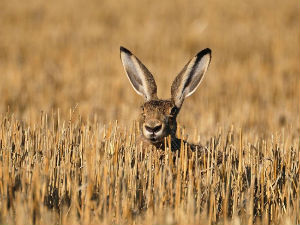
[120,46,211,152]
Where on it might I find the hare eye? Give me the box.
[170,106,177,116]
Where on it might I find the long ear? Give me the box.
[120,46,158,101]
[171,48,211,108]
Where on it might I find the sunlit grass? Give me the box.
[0,112,299,224]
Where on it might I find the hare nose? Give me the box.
[144,121,162,133]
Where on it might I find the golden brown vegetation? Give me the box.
[0,0,299,224]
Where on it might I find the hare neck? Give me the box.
[139,134,183,151]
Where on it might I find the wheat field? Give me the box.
[0,0,299,224]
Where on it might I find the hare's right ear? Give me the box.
[171,48,211,108]
[120,46,158,101]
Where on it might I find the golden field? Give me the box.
[0,0,299,224]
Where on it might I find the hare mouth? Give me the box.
[142,125,165,143]
[149,136,161,143]
[143,133,164,144]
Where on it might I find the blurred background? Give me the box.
[0,0,299,138]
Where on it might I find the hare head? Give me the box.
[120,46,211,147]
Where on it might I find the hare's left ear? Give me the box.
[171,48,211,108]
[120,46,158,101]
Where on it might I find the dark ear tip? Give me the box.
[120,46,132,55]
[197,48,212,58]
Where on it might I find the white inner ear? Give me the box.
[132,57,151,100]
[172,52,211,108]
[177,57,197,100]
[121,52,151,101]
[184,54,210,98]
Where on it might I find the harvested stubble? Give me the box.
[0,112,299,225]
